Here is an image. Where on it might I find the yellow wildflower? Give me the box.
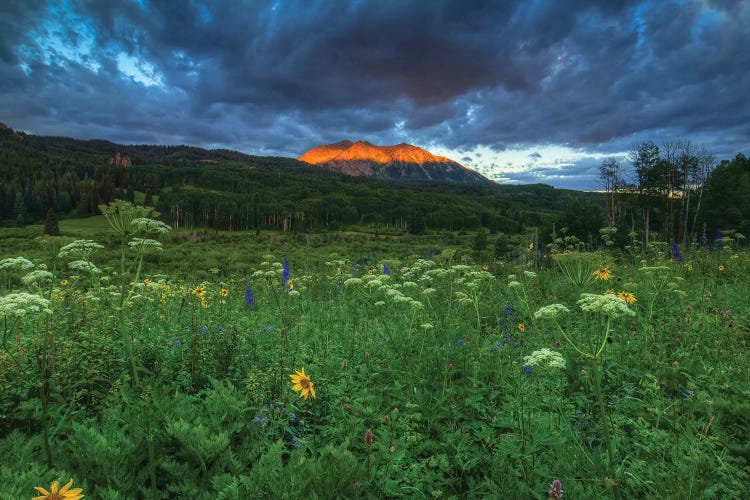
[60,279,68,286]
[518,323,526,333]
[33,478,84,500]
[220,288,229,297]
[718,265,725,271]
[290,367,316,400]
[528,242,534,250]
[617,291,637,304]
[593,267,611,280]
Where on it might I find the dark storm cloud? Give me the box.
[1,0,748,188]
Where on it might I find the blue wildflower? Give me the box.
[523,364,532,375]
[455,339,464,347]
[671,242,682,262]
[290,413,297,421]
[715,230,723,250]
[282,256,291,289]
[383,264,390,275]
[199,325,208,335]
[245,281,255,310]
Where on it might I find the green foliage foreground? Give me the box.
[1,208,749,498]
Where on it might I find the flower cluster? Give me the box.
[523,348,567,370]
[68,260,102,275]
[534,303,570,320]
[577,293,635,318]
[0,292,53,317]
[0,256,35,271]
[57,239,104,259]
[22,270,54,285]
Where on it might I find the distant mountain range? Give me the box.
[298,140,492,184]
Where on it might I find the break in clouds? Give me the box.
[1,0,748,189]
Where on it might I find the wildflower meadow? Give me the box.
[1,202,748,498]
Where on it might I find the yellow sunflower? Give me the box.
[33,478,84,500]
[593,267,612,280]
[220,288,229,297]
[518,323,526,333]
[604,289,616,295]
[287,279,294,290]
[617,292,637,304]
[290,367,316,400]
[60,279,69,286]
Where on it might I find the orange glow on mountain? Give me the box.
[299,140,454,165]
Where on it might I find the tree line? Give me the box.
[597,140,747,247]
[1,125,747,248]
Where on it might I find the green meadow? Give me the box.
[1,204,748,499]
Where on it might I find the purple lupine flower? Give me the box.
[282,256,291,290]
[383,264,390,275]
[245,283,255,311]
[715,230,723,250]
[671,242,682,262]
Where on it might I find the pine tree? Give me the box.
[13,191,27,227]
[408,209,425,234]
[44,208,60,235]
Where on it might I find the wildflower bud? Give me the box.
[672,361,679,367]
[548,479,563,499]
[354,482,360,490]
[364,351,370,360]
[686,305,692,313]
[342,358,348,368]
[383,415,389,422]
[392,407,399,414]
[631,330,637,337]
[389,445,395,453]
[580,369,586,376]
[364,428,373,447]
[448,363,454,370]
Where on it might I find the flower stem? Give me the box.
[592,360,620,499]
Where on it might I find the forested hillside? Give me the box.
[0,126,593,235]
[2,126,747,250]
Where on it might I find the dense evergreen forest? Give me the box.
[1,124,747,248]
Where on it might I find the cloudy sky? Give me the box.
[2,0,748,190]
